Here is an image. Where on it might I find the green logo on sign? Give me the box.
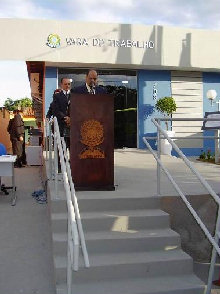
[46,34,61,48]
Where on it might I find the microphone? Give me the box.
[90,83,95,94]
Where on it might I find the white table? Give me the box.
[0,155,17,205]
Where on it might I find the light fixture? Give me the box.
[122,81,128,84]
[206,89,217,106]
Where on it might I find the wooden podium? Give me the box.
[70,93,114,190]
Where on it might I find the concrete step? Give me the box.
[50,198,67,214]
[51,213,68,233]
[52,228,180,255]
[48,180,65,200]
[81,209,170,231]
[49,192,161,215]
[47,180,67,214]
[54,250,193,284]
[77,196,161,212]
[56,274,204,294]
[51,209,170,233]
[85,228,181,254]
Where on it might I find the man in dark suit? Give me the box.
[7,110,25,167]
[53,77,71,149]
[46,100,54,119]
[63,69,106,128]
[52,78,72,172]
[72,69,106,94]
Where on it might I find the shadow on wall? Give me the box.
[142,25,163,66]
[161,194,217,262]
[140,104,157,149]
[115,25,164,67]
[179,33,192,67]
[116,24,132,65]
[141,104,154,120]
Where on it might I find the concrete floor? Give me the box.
[0,149,219,294]
[113,149,220,197]
[0,166,56,294]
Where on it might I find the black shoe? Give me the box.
[14,163,22,168]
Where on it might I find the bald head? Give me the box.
[86,69,98,87]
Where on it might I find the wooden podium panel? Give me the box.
[70,94,114,190]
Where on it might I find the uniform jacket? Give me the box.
[7,114,24,140]
[53,91,70,136]
[71,84,107,94]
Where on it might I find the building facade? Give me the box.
[1,18,220,155]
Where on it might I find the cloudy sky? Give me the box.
[0,0,219,106]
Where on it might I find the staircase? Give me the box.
[48,180,204,294]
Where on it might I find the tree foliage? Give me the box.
[155,96,177,130]
[3,97,32,111]
[155,96,177,116]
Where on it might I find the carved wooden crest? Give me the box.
[79,119,105,159]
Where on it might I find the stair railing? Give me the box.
[44,117,53,179]
[46,117,90,294]
[61,137,90,268]
[143,117,220,294]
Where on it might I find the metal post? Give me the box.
[215,129,220,164]
[215,100,220,164]
[45,119,48,161]
[49,122,53,179]
[61,137,90,268]
[67,217,72,294]
[206,206,220,294]
[54,132,58,196]
[157,119,161,196]
[11,161,17,206]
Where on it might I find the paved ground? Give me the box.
[113,149,220,197]
[0,149,219,294]
[0,165,56,294]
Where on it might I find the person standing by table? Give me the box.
[7,110,25,168]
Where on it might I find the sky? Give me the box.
[0,0,220,106]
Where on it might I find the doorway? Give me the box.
[59,68,137,148]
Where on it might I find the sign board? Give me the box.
[202,111,220,130]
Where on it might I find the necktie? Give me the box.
[90,86,95,94]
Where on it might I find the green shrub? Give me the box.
[155,97,177,130]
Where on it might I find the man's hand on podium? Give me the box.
[54,88,61,94]
[64,116,70,127]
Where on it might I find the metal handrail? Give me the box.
[44,118,53,179]
[53,118,79,294]
[142,138,220,253]
[53,119,79,258]
[46,118,90,294]
[152,118,220,204]
[61,137,90,268]
[143,116,220,294]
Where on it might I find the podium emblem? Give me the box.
[79,119,105,159]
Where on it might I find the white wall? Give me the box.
[1,19,220,71]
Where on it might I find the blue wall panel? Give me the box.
[202,72,220,154]
[45,67,57,116]
[137,70,171,149]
